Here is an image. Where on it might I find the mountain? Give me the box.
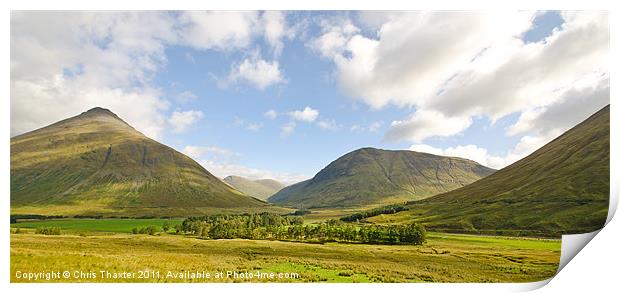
[10,107,277,217]
[368,105,610,236]
[268,148,495,208]
[223,176,285,200]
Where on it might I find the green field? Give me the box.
[11,218,184,233]
[10,219,560,283]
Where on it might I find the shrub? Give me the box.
[35,227,61,235]
[131,226,158,235]
[162,221,171,232]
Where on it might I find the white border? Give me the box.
[2,1,617,293]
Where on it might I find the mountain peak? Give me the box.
[86,106,114,114]
[269,146,496,208]
[75,107,134,129]
[81,107,121,119]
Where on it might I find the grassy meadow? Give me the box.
[10,218,560,283]
[11,218,184,234]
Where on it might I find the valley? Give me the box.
[10,225,560,283]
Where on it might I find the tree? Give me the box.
[162,221,171,233]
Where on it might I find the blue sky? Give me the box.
[10,11,609,183]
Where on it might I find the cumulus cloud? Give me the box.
[225,56,284,90]
[313,11,608,145]
[168,110,204,133]
[287,106,319,122]
[10,11,176,139]
[11,11,296,138]
[507,76,609,136]
[385,110,472,142]
[177,11,260,51]
[262,11,295,57]
[410,132,559,169]
[310,17,360,59]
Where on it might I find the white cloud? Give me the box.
[409,144,504,169]
[317,119,339,131]
[507,76,609,136]
[314,11,608,145]
[310,18,360,59]
[350,125,364,133]
[349,121,383,133]
[176,90,198,103]
[168,110,204,133]
[10,11,176,139]
[280,121,296,136]
[226,56,285,90]
[198,160,309,185]
[287,106,319,122]
[11,11,296,138]
[385,109,472,143]
[182,145,235,160]
[177,11,260,51]
[261,11,294,57]
[183,144,309,185]
[368,121,383,132]
[264,109,278,119]
[409,132,559,170]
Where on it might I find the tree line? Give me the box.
[178,213,426,245]
[340,205,409,222]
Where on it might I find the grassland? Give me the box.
[10,220,560,283]
[11,218,184,234]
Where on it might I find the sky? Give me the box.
[10,11,609,184]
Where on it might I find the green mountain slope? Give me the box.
[369,105,610,236]
[222,176,285,200]
[268,148,495,208]
[11,107,274,217]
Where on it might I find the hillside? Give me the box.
[10,107,279,217]
[368,105,610,236]
[223,176,285,200]
[268,148,495,208]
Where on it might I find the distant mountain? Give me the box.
[268,147,495,208]
[369,105,610,236]
[11,107,273,217]
[223,176,285,200]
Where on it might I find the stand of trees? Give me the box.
[179,213,426,245]
[340,205,408,222]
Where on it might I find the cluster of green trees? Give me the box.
[179,213,426,245]
[340,205,408,222]
[285,220,426,245]
[35,227,61,235]
[131,225,159,235]
[179,213,303,239]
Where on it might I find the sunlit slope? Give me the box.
[370,105,610,235]
[11,107,269,216]
[223,176,285,200]
[269,147,495,208]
